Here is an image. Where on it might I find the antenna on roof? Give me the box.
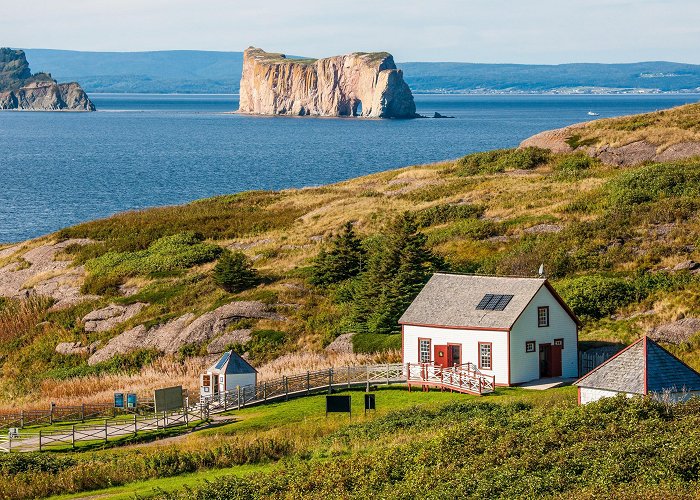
[538,264,545,277]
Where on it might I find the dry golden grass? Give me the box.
[576,101,700,149]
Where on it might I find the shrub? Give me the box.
[213,250,260,293]
[556,275,636,319]
[553,153,597,179]
[351,333,402,353]
[455,147,550,176]
[607,161,700,207]
[84,232,222,289]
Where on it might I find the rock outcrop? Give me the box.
[88,300,284,365]
[0,48,95,111]
[519,122,700,167]
[238,47,416,118]
[82,302,147,332]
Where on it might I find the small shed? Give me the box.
[575,336,700,404]
[200,350,257,398]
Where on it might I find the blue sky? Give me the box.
[4,0,700,63]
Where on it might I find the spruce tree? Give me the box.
[310,222,365,286]
[213,250,260,293]
[354,213,443,334]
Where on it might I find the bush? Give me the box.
[213,250,260,293]
[553,153,596,179]
[607,162,700,207]
[351,333,402,353]
[455,147,550,176]
[555,275,636,319]
[84,232,222,288]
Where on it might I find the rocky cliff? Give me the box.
[238,47,416,118]
[0,48,95,111]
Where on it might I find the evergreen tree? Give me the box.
[310,222,365,286]
[213,250,260,293]
[354,213,443,334]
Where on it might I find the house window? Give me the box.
[538,306,550,327]
[554,338,564,349]
[525,341,536,353]
[419,339,431,363]
[478,342,492,370]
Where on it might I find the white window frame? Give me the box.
[538,306,550,327]
[478,342,492,370]
[419,338,431,363]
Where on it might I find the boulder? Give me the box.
[82,302,147,332]
[325,333,355,354]
[648,318,700,344]
[55,341,99,356]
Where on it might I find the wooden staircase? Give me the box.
[406,362,495,395]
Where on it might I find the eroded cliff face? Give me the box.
[0,48,95,111]
[238,47,416,118]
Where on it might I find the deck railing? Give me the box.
[405,362,495,395]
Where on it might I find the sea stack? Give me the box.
[0,48,95,111]
[238,47,416,118]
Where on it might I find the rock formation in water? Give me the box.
[0,48,95,111]
[238,47,416,118]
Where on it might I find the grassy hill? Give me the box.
[2,103,700,409]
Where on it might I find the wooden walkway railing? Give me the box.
[198,364,406,415]
[405,362,495,395]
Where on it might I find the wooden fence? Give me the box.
[0,407,199,453]
[578,348,621,376]
[0,400,156,430]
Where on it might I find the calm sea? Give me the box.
[1,93,697,243]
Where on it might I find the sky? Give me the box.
[3,0,700,64]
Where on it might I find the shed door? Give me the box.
[434,345,448,368]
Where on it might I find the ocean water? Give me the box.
[0,93,697,243]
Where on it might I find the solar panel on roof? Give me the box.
[215,352,231,370]
[476,294,513,311]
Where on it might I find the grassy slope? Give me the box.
[2,104,700,406]
[569,101,700,149]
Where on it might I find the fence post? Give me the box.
[387,363,390,385]
[163,411,167,428]
[72,425,75,449]
[39,430,42,452]
[284,376,288,401]
[366,365,370,392]
[104,420,108,443]
[306,371,310,395]
[328,368,333,394]
[20,410,24,429]
[263,382,267,401]
[49,405,53,425]
[81,403,85,423]
[134,414,138,436]
[347,366,351,389]
[7,432,10,453]
[237,386,241,410]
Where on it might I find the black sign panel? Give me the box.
[364,393,375,411]
[114,393,125,408]
[326,395,351,416]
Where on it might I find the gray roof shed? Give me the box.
[575,337,700,395]
[398,273,580,329]
[208,350,257,375]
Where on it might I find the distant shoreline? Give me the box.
[86,91,700,97]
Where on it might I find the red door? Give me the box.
[551,345,562,377]
[447,344,462,367]
[434,345,448,368]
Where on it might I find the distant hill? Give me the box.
[23,49,700,94]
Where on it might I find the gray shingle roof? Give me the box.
[208,350,257,374]
[575,337,700,394]
[398,273,549,329]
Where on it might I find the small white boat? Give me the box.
[587,111,599,116]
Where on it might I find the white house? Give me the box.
[200,350,257,399]
[399,273,580,387]
[575,336,700,404]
